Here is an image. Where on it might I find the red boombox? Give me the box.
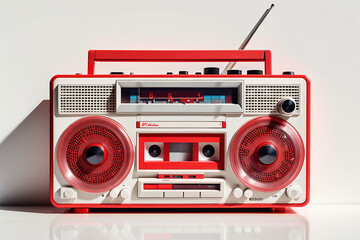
[50,49,310,212]
[50,5,310,212]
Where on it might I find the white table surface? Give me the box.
[0,204,359,239]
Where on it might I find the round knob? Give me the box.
[247,70,263,75]
[202,144,215,158]
[109,188,120,199]
[244,189,253,198]
[282,71,294,75]
[257,144,277,165]
[286,185,302,199]
[277,98,296,116]
[233,188,243,198]
[149,145,162,157]
[179,71,188,75]
[167,72,173,75]
[227,69,242,75]
[120,188,131,199]
[85,144,107,166]
[204,67,220,75]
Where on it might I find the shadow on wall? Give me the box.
[0,100,50,205]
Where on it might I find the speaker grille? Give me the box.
[230,117,305,192]
[56,116,134,193]
[58,84,115,114]
[244,85,300,114]
[238,126,296,183]
[66,125,126,184]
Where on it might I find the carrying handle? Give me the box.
[87,50,272,75]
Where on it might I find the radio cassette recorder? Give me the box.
[50,5,310,212]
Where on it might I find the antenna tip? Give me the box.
[271,4,275,7]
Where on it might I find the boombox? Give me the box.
[50,49,310,212]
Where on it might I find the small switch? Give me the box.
[244,189,254,198]
[282,71,295,75]
[61,187,77,199]
[286,185,302,199]
[184,191,200,198]
[120,188,131,199]
[109,189,120,199]
[233,188,243,198]
[110,72,124,75]
[164,191,183,198]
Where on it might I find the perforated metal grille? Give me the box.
[66,125,125,184]
[244,85,300,114]
[238,126,296,183]
[58,84,115,114]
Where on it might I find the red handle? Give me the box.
[87,50,272,75]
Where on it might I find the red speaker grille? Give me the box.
[230,117,304,192]
[57,116,134,193]
[66,125,125,184]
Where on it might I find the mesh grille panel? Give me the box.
[58,84,115,114]
[244,85,300,114]
[238,126,296,183]
[66,125,125,184]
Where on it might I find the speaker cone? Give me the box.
[56,116,134,193]
[230,116,305,192]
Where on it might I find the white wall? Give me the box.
[0,0,359,205]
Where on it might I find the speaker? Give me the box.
[230,116,305,192]
[56,116,134,193]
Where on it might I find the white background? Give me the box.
[0,0,359,205]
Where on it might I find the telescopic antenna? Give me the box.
[221,4,275,75]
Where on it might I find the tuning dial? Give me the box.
[204,67,220,75]
[244,189,254,198]
[109,188,120,199]
[233,188,243,198]
[277,97,296,116]
[120,188,131,199]
[286,185,302,199]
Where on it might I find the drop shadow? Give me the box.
[0,206,68,214]
[0,100,50,206]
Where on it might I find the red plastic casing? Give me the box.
[50,50,310,210]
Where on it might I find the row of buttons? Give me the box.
[110,68,295,75]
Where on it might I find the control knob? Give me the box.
[277,97,296,116]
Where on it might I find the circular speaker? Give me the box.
[56,116,134,193]
[230,116,304,192]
